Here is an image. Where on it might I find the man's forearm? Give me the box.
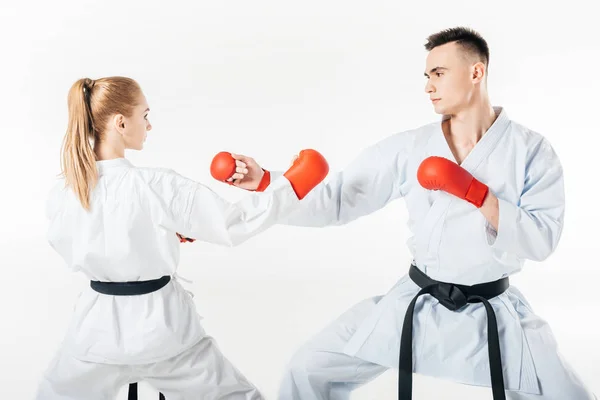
[479,191,499,231]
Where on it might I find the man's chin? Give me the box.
[432,105,444,114]
[432,103,454,115]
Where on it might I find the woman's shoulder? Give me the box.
[129,165,199,198]
[131,165,185,183]
[45,176,69,219]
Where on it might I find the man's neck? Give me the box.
[444,101,497,146]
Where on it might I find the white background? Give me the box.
[1,0,599,399]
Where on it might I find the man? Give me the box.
[217,27,596,400]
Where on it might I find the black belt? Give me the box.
[398,264,509,400]
[90,275,171,400]
[128,383,164,400]
[90,275,171,296]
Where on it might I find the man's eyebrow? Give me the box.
[424,66,447,77]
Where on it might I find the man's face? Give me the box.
[424,42,481,115]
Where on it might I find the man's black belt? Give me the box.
[398,264,510,400]
[90,275,171,400]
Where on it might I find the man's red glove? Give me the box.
[417,156,489,208]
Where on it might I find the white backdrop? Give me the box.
[1,1,599,399]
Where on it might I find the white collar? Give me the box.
[96,157,133,175]
[440,106,510,138]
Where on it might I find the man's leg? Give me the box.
[278,296,389,400]
[507,305,596,400]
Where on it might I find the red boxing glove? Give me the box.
[255,170,270,192]
[283,149,329,200]
[176,233,196,243]
[210,151,271,191]
[210,151,236,184]
[417,156,488,208]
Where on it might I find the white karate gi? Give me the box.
[271,107,596,400]
[37,158,300,400]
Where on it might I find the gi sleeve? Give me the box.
[141,168,300,247]
[265,131,413,227]
[486,138,565,261]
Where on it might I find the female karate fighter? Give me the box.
[215,27,597,400]
[36,76,328,400]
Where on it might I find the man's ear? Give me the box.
[472,62,486,84]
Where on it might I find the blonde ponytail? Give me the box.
[60,78,98,210]
[59,76,142,210]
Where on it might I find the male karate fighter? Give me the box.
[213,27,597,400]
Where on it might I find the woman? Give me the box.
[36,76,328,400]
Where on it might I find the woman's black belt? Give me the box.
[90,275,171,400]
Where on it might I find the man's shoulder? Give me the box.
[508,118,548,143]
[377,120,438,149]
[508,123,563,171]
[392,119,438,137]
[504,117,562,168]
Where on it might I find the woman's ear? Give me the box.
[113,114,126,134]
